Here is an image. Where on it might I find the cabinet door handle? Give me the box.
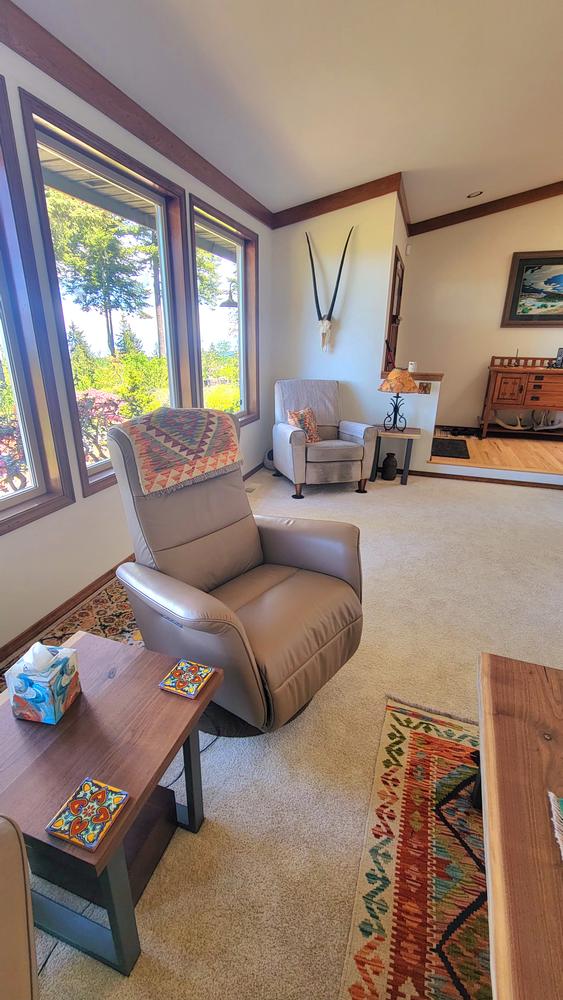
[530,395,540,401]
[518,384,524,393]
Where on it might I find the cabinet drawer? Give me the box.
[524,387,563,407]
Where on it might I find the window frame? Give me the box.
[0,77,74,535]
[189,195,259,425]
[20,90,196,497]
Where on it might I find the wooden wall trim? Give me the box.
[408,179,563,236]
[271,173,402,229]
[0,0,273,227]
[0,555,134,665]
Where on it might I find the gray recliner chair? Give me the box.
[109,409,363,737]
[273,379,377,498]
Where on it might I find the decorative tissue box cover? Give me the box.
[6,646,81,724]
[159,659,215,699]
[45,777,129,851]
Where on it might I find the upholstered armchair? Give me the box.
[273,379,376,498]
[109,408,363,737]
[0,815,38,999]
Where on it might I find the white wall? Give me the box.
[270,194,441,472]
[0,44,275,646]
[399,197,563,427]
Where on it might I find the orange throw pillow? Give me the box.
[287,406,321,443]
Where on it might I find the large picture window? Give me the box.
[0,79,73,534]
[21,93,194,495]
[190,198,259,423]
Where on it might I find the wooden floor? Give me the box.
[431,432,563,475]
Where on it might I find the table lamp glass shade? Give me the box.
[378,368,418,431]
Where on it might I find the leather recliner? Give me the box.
[0,815,38,999]
[108,412,363,737]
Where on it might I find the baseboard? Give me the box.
[410,470,563,490]
[0,555,134,664]
[243,462,264,480]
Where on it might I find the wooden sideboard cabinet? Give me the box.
[480,355,563,438]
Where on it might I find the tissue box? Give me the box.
[6,644,81,724]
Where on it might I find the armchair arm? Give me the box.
[116,562,268,729]
[272,422,306,484]
[255,514,362,600]
[338,419,377,443]
[338,420,377,479]
[117,562,247,635]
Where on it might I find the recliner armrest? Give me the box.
[255,515,362,600]
[338,420,377,443]
[274,422,307,445]
[117,562,248,637]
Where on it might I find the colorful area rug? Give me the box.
[339,700,491,1000]
[0,579,139,689]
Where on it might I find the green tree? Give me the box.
[196,246,222,307]
[46,188,150,356]
[117,319,144,354]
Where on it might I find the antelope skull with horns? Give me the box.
[306,227,354,351]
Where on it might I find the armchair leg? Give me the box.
[292,483,304,499]
[355,479,368,494]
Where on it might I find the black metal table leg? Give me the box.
[31,844,140,975]
[369,436,382,482]
[175,728,204,833]
[401,438,413,485]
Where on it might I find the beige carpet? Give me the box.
[37,471,562,1000]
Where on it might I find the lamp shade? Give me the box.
[378,368,419,394]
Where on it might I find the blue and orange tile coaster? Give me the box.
[45,777,129,851]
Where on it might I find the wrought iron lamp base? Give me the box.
[383,392,407,431]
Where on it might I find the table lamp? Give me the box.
[378,368,419,431]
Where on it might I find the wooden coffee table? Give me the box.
[0,631,222,975]
[479,653,563,999]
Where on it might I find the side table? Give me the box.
[370,426,422,484]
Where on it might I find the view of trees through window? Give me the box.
[38,140,175,469]
[194,216,244,413]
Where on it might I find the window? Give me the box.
[0,79,73,534]
[21,92,194,495]
[190,198,259,423]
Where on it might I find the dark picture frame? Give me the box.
[501,250,563,326]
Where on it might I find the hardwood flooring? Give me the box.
[431,432,563,475]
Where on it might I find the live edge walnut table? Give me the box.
[0,631,223,975]
[479,653,563,1000]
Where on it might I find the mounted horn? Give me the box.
[305,232,323,322]
[305,227,355,350]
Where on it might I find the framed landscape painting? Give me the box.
[502,251,563,326]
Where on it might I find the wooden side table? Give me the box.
[369,426,422,484]
[478,653,563,999]
[0,631,223,975]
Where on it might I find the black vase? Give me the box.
[381,452,398,481]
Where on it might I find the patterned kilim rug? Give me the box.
[339,699,491,1000]
[0,579,139,690]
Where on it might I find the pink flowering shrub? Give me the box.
[76,388,125,464]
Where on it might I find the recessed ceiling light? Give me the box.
[467,190,483,199]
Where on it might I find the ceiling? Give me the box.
[13,0,563,222]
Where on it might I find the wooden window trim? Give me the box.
[189,195,259,425]
[0,77,74,536]
[19,90,196,497]
[381,245,405,376]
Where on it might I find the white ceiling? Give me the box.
[14,0,563,222]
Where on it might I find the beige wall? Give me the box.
[270,195,442,474]
[0,44,274,646]
[399,197,563,426]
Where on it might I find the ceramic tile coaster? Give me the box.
[45,777,129,851]
[159,659,215,699]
